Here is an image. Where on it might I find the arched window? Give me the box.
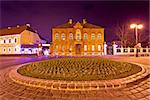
[14,38,17,43]
[76,29,81,41]
[69,32,73,40]
[8,48,11,52]
[92,45,95,51]
[61,33,65,40]
[62,45,65,52]
[84,45,87,51]
[98,45,101,51]
[84,33,88,40]
[9,39,11,43]
[55,45,58,52]
[69,45,72,51]
[97,34,101,40]
[91,33,95,40]
[55,33,59,40]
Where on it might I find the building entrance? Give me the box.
[75,44,81,55]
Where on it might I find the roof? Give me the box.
[53,22,104,28]
[0,25,36,36]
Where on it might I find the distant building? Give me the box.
[51,19,105,56]
[0,24,42,55]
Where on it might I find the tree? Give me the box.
[113,23,131,47]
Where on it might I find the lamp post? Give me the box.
[130,24,143,57]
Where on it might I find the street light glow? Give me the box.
[130,24,137,29]
[130,24,143,29]
[137,24,143,29]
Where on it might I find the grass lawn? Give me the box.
[17,57,142,81]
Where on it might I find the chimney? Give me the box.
[17,25,20,28]
[8,27,11,29]
[26,23,30,27]
[83,19,87,24]
[68,19,73,24]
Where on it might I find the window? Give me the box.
[61,33,65,40]
[143,49,146,52]
[84,45,87,51]
[8,48,11,52]
[4,40,6,43]
[14,38,17,43]
[9,39,11,43]
[98,45,101,51]
[62,45,65,52]
[69,33,73,40]
[92,45,95,51]
[130,49,134,52]
[76,33,81,41]
[55,33,59,40]
[91,33,95,40]
[76,29,81,41]
[117,49,121,52]
[124,49,128,53]
[55,45,58,52]
[84,33,88,40]
[3,48,6,52]
[15,48,17,51]
[69,45,72,51]
[97,34,101,40]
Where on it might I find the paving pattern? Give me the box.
[0,56,150,100]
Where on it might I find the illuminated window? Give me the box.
[76,29,81,41]
[69,33,73,40]
[14,38,17,43]
[9,39,11,43]
[98,45,101,51]
[61,33,65,40]
[69,45,72,51]
[55,33,59,40]
[62,45,65,52]
[91,33,95,40]
[84,33,88,40]
[55,45,58,52]
[84,45,87,51]
[92,45,95,51]
[97,34,101,40]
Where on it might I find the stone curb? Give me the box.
[9,62,149,91]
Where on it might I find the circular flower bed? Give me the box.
[17,58,142,81]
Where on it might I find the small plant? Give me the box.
[17,58,142,81]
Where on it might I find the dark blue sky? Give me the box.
[0,1,149,42]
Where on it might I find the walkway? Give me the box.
[0,56,149,100]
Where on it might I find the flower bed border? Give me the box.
[9,62,149,91]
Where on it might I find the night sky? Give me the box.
[0,1,149,42]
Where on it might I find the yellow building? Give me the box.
[0,24,42,55]
[51,19,105,56]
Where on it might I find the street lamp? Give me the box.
[130,24,143,57]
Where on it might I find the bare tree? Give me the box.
[113,23,131,47]
[113,23,149,47]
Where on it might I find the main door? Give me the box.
[75,44,81,55]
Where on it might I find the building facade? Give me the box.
[51,19,105,56]
[0,24,42,55]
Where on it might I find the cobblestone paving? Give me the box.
[0,57,150,100]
